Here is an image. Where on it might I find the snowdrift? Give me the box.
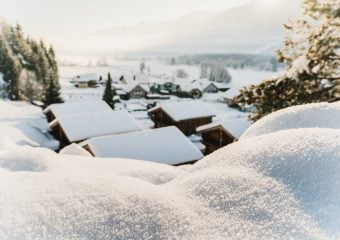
[241,101,340,140]
[0,102,339,239]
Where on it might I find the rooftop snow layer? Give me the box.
[72,73,99,82]
[50,110,142,142]
[43,100,112,118]
[80,126,203,165]
[0,101,59,150]
[148,101,216,121]
[197,117,252,138]
[241,101,340,140]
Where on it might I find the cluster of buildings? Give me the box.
[70,73,230,100]
[44,100,250,165]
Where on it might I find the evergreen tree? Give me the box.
[103,73,114,109]
[0,22,62,103]
[43,71,63,105]
[235,0,340,122]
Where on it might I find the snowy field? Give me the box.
[0,101,339,239]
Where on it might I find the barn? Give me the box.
[148,102,216,136]
[43,100,112,122]
[49,110,142,148]
[196,118,251,154]
[79,126,203,165]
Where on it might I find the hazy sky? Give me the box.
[0,0,252,38]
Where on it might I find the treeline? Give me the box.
[171,54,282,72]
[0,22,62,105]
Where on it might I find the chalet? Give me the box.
[49,110,142,148]
[203,82,219,93]
[128,84,150,99]
[71,73,99,88]
[148,102,216,136]
[79,126,203,165]
[196,118,251,154]
[43,100,112,122]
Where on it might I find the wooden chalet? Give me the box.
[49,110,142,148]
[43,100,112,122]
[148,102,216,136]
[196,118,251,154]
[79,126,203,166]
[128,84,150,99]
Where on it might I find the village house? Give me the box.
[148,102,216,136]
[128,84,150,99]
[71,73,99,88]
[202,82,219,93]
[49,110,142,148]
[43,100,112,122]
[79,126,203,165]
[196,118,251,154]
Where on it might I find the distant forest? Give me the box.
[172,54,282,72]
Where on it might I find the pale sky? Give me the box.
[0,0,252,38]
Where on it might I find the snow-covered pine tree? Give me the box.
[103,73,114,109]
[235,0,340,122]
[0,22,63,103]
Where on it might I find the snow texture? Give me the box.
[80,126,203,165]
[0,101,59,150]
[241,101,340,140]
[197,117,252,138]
[44,100,112,118]
[59,143,92,156]
[50,110,142,142]
[0,102,339,239]
[148,101,216,121]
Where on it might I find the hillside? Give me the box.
[96,0,300,54]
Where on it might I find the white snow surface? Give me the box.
[197,117,252,138]
[80,126,203,165]
[0,102,340,239]
[59,143,92,156]
[51,110,142,142]
[241,101,340,140]
[44,100,112,119]
[149,101,216,121]
[0,101,59,150]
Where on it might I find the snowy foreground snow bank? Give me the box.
[0,102,340,239]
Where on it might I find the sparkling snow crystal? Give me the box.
[0,102,339,239]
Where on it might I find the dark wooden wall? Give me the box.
[201,128,235,154]
[149,109,213,136]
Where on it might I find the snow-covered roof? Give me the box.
[148,102,216,121]
[80,126,203,165]
[43,100,112,118]
[72,73,99,82]
[111,72,151,85]
[50,110,142,142]
[197,117,252,139]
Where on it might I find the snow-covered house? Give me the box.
[79,126,204,165]
[49,110,142,148]
[43,100,112,122]
[148,102,216,136]
[71,73,99,88]
[202,82,219,93]
[128,84,150,99]
[196,118,251,154]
